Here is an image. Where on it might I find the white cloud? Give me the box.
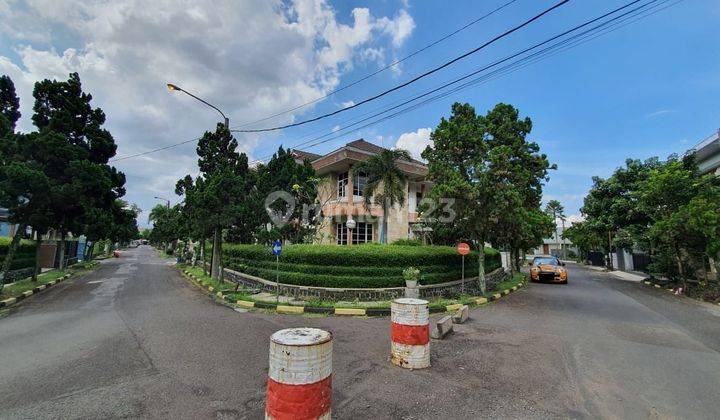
[645,109,674,118]
[377,9,415,47]
[395,127,432,160]
[341,100,355,108]
[0,0,415,226]
[565,214,585,225]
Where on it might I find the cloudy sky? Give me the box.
[1,0,719,226]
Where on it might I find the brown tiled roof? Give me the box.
[291,149,322,162]
[345,139,426,166]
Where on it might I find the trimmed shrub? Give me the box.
[0,238,37,271]
[222,244,500,288]
[391,238,422,246]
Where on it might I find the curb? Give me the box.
[179,268,527,317]
[642,279,720,306]
[0,274,71,309]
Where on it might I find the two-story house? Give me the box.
[292,139,430,245]
[691,128,720,176]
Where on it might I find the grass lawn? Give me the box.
[1,270,68,300]
[181,265,256,301]
[1,259,104,301]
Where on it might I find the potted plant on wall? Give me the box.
[403,266,421,288]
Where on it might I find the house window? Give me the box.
[336,223,347,245]
[353,171,367,197]
[352,222,373,244]
[337,172,348,198]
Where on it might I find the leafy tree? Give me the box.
[176,175,214,273]
[191,124,252,279]
[250,146,318,244]
[423,102,494,292]
[353,148,411,244]
[0,77,52,282]
[148,204,183,251]
[483,103,555,270]
[0,75,21,131]
[562,221,603,261]
[544,200,565,258]
[30,73,126,269]
[0,77,27,283]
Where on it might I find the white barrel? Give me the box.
[390,298,430,369]
[266,328,332,420]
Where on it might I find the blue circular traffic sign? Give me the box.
[271,240,282,256]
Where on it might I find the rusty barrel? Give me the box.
[266,328,333,419]
[390,298,430,369]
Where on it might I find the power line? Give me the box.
[232,0,520,130]
[249,0,663,164]
[114,0,677,164]
[233,0,572,133]
[111,136,201,162]
[112,1,520,163]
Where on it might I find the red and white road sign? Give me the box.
[456,242,470,256]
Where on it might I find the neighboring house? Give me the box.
[292,139,430,245]
[0,208,19,238]
[530,225,577,258]
[691,128,720,176]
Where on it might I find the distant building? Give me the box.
[691,129,720,176]
[530,225,577,258]
[292,139,430,244]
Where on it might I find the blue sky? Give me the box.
[1,0,719,224]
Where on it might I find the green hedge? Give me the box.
[0,238,37,271]
[221,244,500,288]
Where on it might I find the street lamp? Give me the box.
[166,83,229,128]
[346,218,356,246]
[154,196,170,209]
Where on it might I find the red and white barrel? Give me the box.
[266,328,333,420]
[390,298,430,369]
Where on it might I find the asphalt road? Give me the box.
[1,246,719,419]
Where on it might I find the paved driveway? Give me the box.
[1,246,719,419]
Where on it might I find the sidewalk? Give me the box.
[569,262,648,282]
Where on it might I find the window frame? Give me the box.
[336,223,348,245]
[352,222,373,245]
[353,171,367,198]
[337,171,348,198]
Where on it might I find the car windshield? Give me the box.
[533,257,559,266]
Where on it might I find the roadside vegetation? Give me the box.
[0,74,139,290]
[0,258,100,301]
[151,102,555,297]
[565,155,720,302]
[221,243,500,288]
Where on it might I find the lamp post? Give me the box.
[167,83,229,280]
[153,196,170,209]
[346,218,356,246]
[166,83,229,128]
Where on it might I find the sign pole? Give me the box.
[461,254,465,295]
[457,242,470,295]
[271,240,282,305]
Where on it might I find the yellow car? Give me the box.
[529,256,568,284]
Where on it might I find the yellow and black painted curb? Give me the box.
[0,273,72,309]
[180,268,528,317]
[642,279,720,306]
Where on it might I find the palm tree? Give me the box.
[544,200,566,258]
[352,149,412,244]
